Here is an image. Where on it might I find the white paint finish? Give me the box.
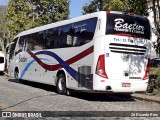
[8,11,151,93]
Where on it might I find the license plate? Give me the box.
[122,83,131,87]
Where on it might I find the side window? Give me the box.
[15,36,27,55]
[59,24,73,48]
[65,25,74,47]
[34,32,45,50]
[25,32,44,51]
[45,28,58,49]
[72,17,98,46]
[26,34,34,51]
[44,17,97,49]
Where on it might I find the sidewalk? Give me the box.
[132,93,160,104]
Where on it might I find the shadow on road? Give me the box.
[0,72,5,76]
[8,79,135,102]
[72,92,135,102]
[8,79,56,92]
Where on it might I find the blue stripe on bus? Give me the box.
[34,51,78,80]
[21,51,93,84]
[20,58,49,79]
[20,51,78,80]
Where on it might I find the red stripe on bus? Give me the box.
[114,34,144,38]
[28,46,94,71]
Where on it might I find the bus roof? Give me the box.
[15,11,105,38]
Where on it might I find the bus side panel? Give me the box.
[16,42,94,90]
[66,45,94,90]
[18,51,57,85]
[8,60,16,77]
[93,36,106,91]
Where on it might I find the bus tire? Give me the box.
[14,69,20,82]
[57,73,67,95]
[66,89,74,96]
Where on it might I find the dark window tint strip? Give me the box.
[109,43,146,49]
[110,50,145,55]
[109,47,146,52]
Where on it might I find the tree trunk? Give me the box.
[0,37,4,53]
[153,0,160,37]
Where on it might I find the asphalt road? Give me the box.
[0,75,160,120]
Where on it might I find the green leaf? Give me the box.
[7,0,69,35]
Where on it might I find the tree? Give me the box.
[152,0,160,37]
[82,0,148,16]
[151,0,160,57]
[7,0,33,35]
[7,0,69,36]
[83,0,128,14]
[31,0,70,27]
[0,5,10,53]
[128,0,148,16]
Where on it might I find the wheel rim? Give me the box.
[15,71,19,80]
[58,77,65,91]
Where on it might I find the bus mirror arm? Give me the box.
[6,42,14,48]
[6,42,14,54]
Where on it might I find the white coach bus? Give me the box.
[0,51,5,74]
[7,11,151,95]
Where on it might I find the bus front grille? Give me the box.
[109,43,146,55]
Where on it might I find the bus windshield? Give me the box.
[106,13,151,39]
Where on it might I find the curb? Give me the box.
[132,93,160,104]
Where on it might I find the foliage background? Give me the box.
[0,0,152,53]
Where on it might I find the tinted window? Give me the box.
[0,57,4,63]
[15,36,27,55]
[45,17,98,49]
[21,17,98,50]
[27,34,35,51]
[106,13,151,39]
[20,33,44,51]
[45,27,60,49]
[72,17,97,46]
[33,32,45,50]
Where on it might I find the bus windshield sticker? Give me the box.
[114,18,144,35]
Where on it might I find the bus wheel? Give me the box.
[14,69,20,82]
[66,89,74,96]
[57,74,67,95]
